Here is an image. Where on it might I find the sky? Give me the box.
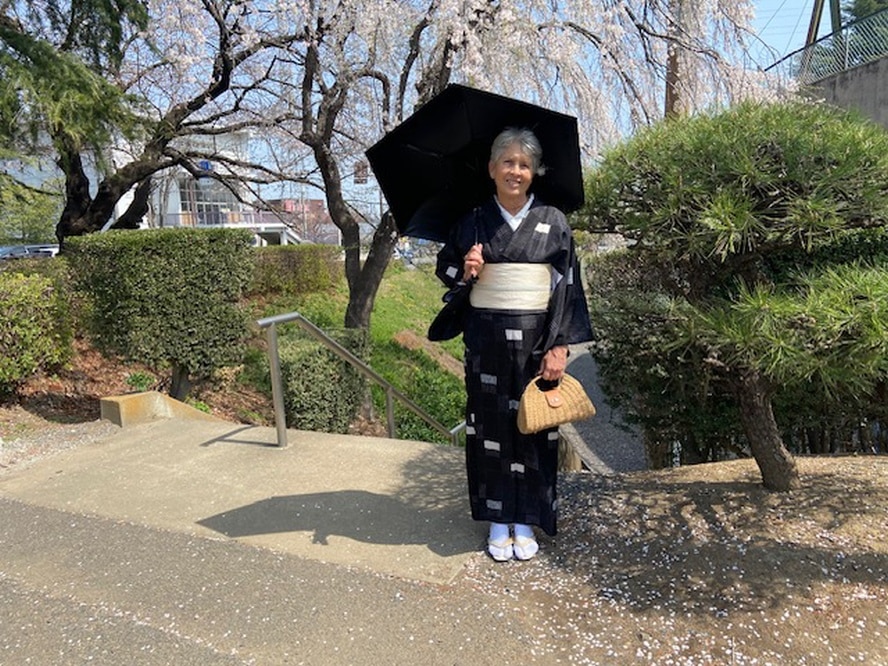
[751,0,823,66]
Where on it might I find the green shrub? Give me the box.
[386,370,465,444]
[279,328,368,433]
[0,272,72,394]
[66,228,254,400]
[250,244,342,296]
[125,371,156,392]
[583,100,888,472]
[0,257,83,330]
[370,340,466,444]
[585,249,741,467]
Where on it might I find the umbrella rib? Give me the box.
[403,143,444,158]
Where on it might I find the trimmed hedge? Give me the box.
[0,271,72,394]
[66,228,254,399]
[279,328,368,434]
[250,244,342,296]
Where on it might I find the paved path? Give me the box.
[0,350,646,664]
[0,420,537,665]
[0,497,532,665]
[564,344,647,475]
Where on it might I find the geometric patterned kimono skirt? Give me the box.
[463,307,560,536]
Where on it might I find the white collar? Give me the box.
[495,194,535,231]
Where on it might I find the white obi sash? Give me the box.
[470,263,552,311]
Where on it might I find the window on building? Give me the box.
[178,175,242,225]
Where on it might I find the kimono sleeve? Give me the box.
[434,210,476,288]
[542,231,593,351]
[435,235,464,289]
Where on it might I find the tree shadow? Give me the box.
[197,489,477,557]
[14,393,101,424]
[549,460,888,616]
[197,437,484,557]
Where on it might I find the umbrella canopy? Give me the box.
[365,84,584,242]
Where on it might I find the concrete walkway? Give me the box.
[563,344,647,475]
[0,347,646,664]
[1,419,481,585]
[1,421,524,665]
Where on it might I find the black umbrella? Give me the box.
[365,84,583,242]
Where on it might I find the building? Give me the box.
[119,132,340,246]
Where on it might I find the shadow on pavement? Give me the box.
[198,489,475,557]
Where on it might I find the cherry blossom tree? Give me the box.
[1,0,775,329]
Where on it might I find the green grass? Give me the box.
[242,263,466,444]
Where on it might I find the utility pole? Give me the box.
[805,0,843,46]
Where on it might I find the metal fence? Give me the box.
[767,8,888,84]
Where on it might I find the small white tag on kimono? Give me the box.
[481,373,497,386]
[505,329,523,341]
[510,463,525,474]
[484,440,501,452]
[509,399,520,411]
[445,265,459,279]
[486,499,503,510]
[534,222,551,234]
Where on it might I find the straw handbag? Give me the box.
[517,374,596,434]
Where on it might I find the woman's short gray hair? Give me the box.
[489,127,547,176]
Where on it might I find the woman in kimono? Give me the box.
[435,127,593,561]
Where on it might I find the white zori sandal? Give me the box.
[487,536,514,562]
[512,524,539,560]
[487,523,512,562]
[512,535,539,560]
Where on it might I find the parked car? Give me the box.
[27,244,60,257]
[0,245,31,260]
[0,244,59,260]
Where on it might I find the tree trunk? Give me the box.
[170,363,192,402]
[55,137,138,243]
[735,369,800,491]
[112,177,152,229]
[681,432,708,465]
[55,144,95,244]
[344,212,399,329]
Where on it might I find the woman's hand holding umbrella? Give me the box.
[463,243,484,281]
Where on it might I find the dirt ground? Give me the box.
[1,338,887,664]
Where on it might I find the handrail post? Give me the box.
[385,387,396,438]
[265,322,288,447]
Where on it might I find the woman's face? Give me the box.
[488,143,534,201]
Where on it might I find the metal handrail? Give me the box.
[256,311,466,447]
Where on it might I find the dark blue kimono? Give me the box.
[436,198,593,535]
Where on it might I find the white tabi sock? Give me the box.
[513,523,535,540]
[512,523,539,560]
[489,522,510,543]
